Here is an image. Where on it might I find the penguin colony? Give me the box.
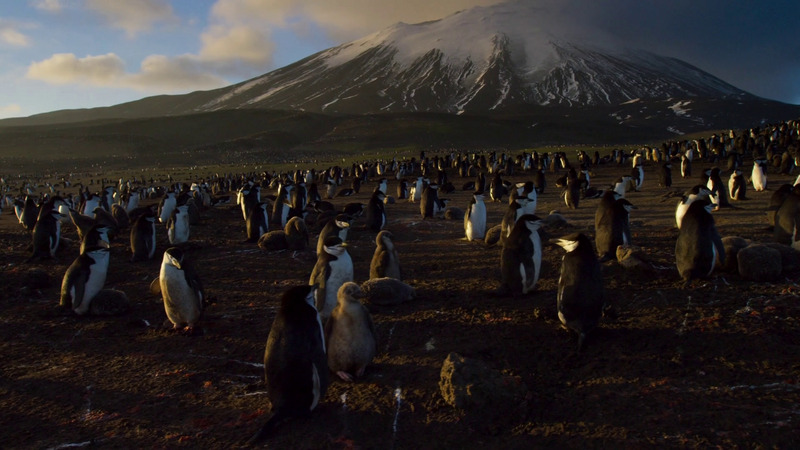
[5,119,800,443]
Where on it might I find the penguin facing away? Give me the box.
[325,282,377,382]
[554,233,605,351]
[167,204,190,245]
[595,190,636,261]
[246,201,270,242]
[159,247,205,332]
[464,191,487,241]
[130,211,157,261]
[500,214,543,296]
[309,236,354,321]
[675,199,725,283]
[248,284,329,445]
[60,246,110,316]
[370,230,401,280]
[365,189,387,231]
[31,206,63,260]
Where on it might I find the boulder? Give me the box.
[762,242,800,274]
[737,244,782,281]
[721,236,750,272]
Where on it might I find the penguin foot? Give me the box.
[336,371,354,382]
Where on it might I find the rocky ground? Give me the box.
[1,154,799,449]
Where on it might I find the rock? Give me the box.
[360,278,415,306]
[721,236,750,272]
[762,242,800,274]
[89,289,130,316]
[258,230,288,251]
[149,277,161,296]
[484,225,502,246]
[439,352,527,410]
[737,244,782,281]
[444,207,464,221]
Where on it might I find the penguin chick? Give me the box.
[248,284,328,445]
[325,282,377,382]
[370,230,401,280]
[554,233,605,351]
[159,247,205,333]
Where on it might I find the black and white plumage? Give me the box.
[489,173,507,202]
[594,190,636,261]
[676,185,712,229]
[563,176,581,209]
[325,282,377,382]
[728,169,747,201]
[158,191,177,224]
[159,247,205,331]
[500,214,543,295]
[316,214,351,255]
[555,233,605,351]
[246,202,270,242]
[680,154,692,178]
[365,189,387,231]
[675,199,725,282]
[370,230,401,280]
[130,211,157,261]
[705,167,730,209]
[396,179,408,199]
[16,196,38,230]
[60,246,110,316]
[773,185,800,246]
[80,224,112,255]
[167,204,191,245]
[31,204,64,259]
[420,183,440,219]
[751,159,767,191]
[309,236,353,321]
[464,191,487,241]
[272,183,294,228]
[248,284,328,445]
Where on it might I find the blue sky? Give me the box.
[0,0,798,120]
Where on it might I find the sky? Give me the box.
[0,0,798,120]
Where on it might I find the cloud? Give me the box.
[26,53,125,85]
[26,52,227,92]
[199,25,274,66]
[85,0,177,37]
[0,103,22,119]
[31,0,62,13]
[0,25,31,47]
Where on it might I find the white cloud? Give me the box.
[125,54,227,91]
[85,0,177,37]
[26,53,125,85]
[0,103,22,119]
[31,0,62,13]
[0,25,31,47]
[199,25,274,65]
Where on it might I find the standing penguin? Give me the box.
[396,179,408,200]
[773,185,800,246]
[60,246,110,315]
[409,177,424,203]
[464,191,487,241]
[316,214,351,255]
[595,191,636,261]
[158,191,177,224]
[500,192,529,243]
[554,233,605,350]
[370,230,401,280]
[167,204,190,245]
[534,167,546,194]
[751,159,767,191]
[246,202,270,242]
[680,154,692,179]
[420,183,440,219]
[30,202,64,260]
[159,247,205,332]
[675,199,725,283]
[130,211,157,261]
[16,196,38,230]
[309,236,353,321]
[80,224,112,254]
[500,214,543,296]
[365,189,387,231]
[325,282,377,382]
[705,167,730,210]
[489,173,507,202]
[728,169,747,201]
[248,284,328,445]
[676,185,712,229]
[563,175,581,209]
[658,162,672,188]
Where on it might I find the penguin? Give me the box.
[158,191,177,224]
[658,162,672,188]
[475,172,486,193]
[309,236,353,321]
[675,199,725,283]
[325,282,377,382]
[396,179,408,200]
[130,210,157,261]
[167,204,190,245]
[500,191,529,244]
[464,191,487,241]
[60,246,110,315]
[30,203,64,259]
[631,156,644,191]
[68,208,96,241]
[773,185,800,247]
[489,173,507,202]
[680,154,692,178]
[246,201,270,242]
[676,185,712,229]
[365,189,387,231]
[376,178,388,195]
[325,180,337,199]
[420,183,440,219]
[751,159,767,191]
[316,214,351,255]
[728,169,747,201]
[272,183,294,228]
[248,284,328,445]
[284,216,310,251]
[159,247,205,332]
[595,190,636,261]
[16,196,38,230]
[514,181,538,215]
[554,233,605,350]
[500,214,543,296]
[80,224,112,254]
[370,230,401,280]
[613,176,633,197]
[81,193,102,216]
[705,167,730,210]
[409,177,424,203]
[534,167,546,194]
[563,176,581,209]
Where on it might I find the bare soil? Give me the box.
[1,156,799,449]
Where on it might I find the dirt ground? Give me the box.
[1,153,799,449]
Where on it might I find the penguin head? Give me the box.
[334,214,351,229]
[553,233,591,253]
[163,247,185,269]
[280,284,317,311]
[519,214,543,232]
[376,230,394,247]
[337,282,364,304]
